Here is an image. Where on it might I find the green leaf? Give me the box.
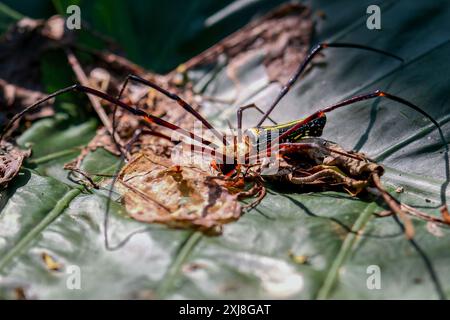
[0,3,22,34]
[0,0,449,299]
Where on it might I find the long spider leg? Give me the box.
[116,74,225,144]
[256,42,403,127]
[275,90,445,147]
[0,84,219,149]
[236,103,278,152]
[237,103,277,130]
[110,87,228,164]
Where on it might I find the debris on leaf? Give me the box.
[41,252,62,272]
[288,251,309,265]
[182,262,207,273]
[116,151,242,234]
[130,289,156,300]
[395,186,404,193]
[14,287,27,300]
[426,221,444,237]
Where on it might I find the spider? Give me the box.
[1,42,447,235]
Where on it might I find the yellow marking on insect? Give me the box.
[260,118,306,131]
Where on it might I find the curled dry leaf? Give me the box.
[269,138,383,195]
[116,151,242,234]
[0,142,30,188]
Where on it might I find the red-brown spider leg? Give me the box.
[256,42,403,127]
[241,180,266,211]
[0,84,219,150]
[115,74,225,144]
[274,90,444,145]
[180,142,227,164]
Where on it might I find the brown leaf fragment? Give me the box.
[0,142,30,188]
[116,151,242,234]
[268,138,383,195]
[395,186,404,193]
[426,221,444,237]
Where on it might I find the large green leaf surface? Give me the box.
[0,0,449,299]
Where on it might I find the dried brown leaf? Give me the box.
[117,151,242,234]
[268,138,383,195]
[0,142,30,188]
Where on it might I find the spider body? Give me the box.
[210,114,327,176]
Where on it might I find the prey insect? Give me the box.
[1,42,448,236]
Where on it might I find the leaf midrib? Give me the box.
[315,203,376,299]
[0,188,81,272]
